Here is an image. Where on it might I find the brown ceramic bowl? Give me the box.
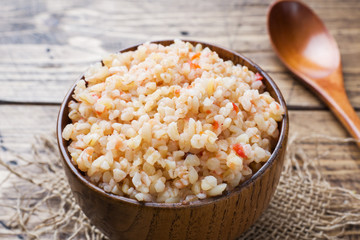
[57,40,289,240]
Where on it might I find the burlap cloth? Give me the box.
[0,134,359,239]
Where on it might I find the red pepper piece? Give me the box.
[188,60,200,69]
[191,52,201,60]
[213,120,219,130]
[232,102,239,113]
[232,143,247,158]
[255,72,263,81]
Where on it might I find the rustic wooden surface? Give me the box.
[0,0,359,238]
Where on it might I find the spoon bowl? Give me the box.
[268,0,360,146]
[268,1,340,78]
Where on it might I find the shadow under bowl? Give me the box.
[57,40,289,240]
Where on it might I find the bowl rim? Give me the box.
[57,39,289,208]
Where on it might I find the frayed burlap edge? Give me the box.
[0,134,359,239]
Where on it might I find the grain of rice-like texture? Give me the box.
[62,40,284,203]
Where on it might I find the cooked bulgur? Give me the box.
[62,40,284,203]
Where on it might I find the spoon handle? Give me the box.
[315,68,360,146]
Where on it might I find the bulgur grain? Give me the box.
[62,40,284,203]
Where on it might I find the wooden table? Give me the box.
[0,0,359,238]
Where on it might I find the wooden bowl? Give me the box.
[57,40,289,240]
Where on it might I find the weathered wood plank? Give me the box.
[0,0,359,238]
[0,0,359,107]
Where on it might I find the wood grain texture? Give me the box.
[0,0,359,108]
[1,0,360,238]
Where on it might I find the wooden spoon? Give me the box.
[267,0,360,145]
